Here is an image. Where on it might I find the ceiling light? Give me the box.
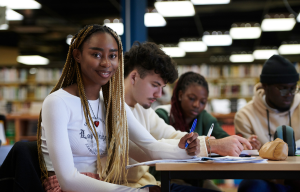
[278,44,300,55]
[230,54,254,63]
[230,27,261,39]
[191,0,230,5]
[0,24,9,30]
[161,47,186,57]
[203,34,232,46]
[17,55,49,65]
[6,8,24,21]
[261,18,296,31]
[178,41,207,52]
[104,23,124,35]
[297,13,300,22]
[144,13,166,27]
[154,1,195,17]
[66,35,73,45]
[0,0,41,9]
[253,50,279,60]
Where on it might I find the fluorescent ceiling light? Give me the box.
[161,47,186,57]
[203,34,232,46]
[279,44,300,55]
[154,1,195,17]
[0,0,41,9]
[191,0,230,5]
[0,24,9,30]
[178,41,207,52]
[144,13,166,27]
[66,35,73,45]
[17,55,49,65]
[297,13,300,22]
[230,27,261,39]
[230,54,254,63]
[253,50,279,60]
[261,18,296,31]
[104,23,124,35]
[6,9,24,21]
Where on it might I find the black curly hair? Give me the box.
[124,41,178,84]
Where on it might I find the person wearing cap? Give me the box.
[235,55,300,192]
[234,54,300,150]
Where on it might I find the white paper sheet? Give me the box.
[240,150,259,156]
[126,156,267,169]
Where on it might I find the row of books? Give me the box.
[0,68,27,82]
[0,68,62,83]
[177,64,263,78]
[0,86,28,101]
[208,80,256,98]
[35,68,62,82]
[0,86,53,101]
[34,86,53,100]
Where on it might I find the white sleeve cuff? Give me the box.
[198,136,208,157]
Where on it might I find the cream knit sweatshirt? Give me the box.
[127,103,207,188]
[235,83,300,145]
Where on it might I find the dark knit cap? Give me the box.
[260,55,299,84]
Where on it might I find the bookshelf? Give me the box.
[5,114,39,143]
[0,67,61,143]
[178,64,262,99]
[0,67,62,114]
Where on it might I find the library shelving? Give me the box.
[0,67,62,144]
[5,114,39,143]
[177,64,262,99]
[0,67,62,114]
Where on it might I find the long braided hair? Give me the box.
[170,71,209,132]
[37,24,129,185]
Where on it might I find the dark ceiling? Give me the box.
[1,0,300,67]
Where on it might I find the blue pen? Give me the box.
[185,119,197,148]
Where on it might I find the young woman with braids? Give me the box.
[37,24,198,192]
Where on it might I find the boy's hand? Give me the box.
[209,135,252,157]
[179,132,200,156]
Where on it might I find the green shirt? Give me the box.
[155,108,229,139]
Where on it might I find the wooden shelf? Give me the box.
[0,81,57,86]
[6,114,39,142]
[208,96,253,100]
[19,136,37,141]
[1,99,44,103]
[6,114,39,120]
[211,112,236,119]
[206,77,259,81]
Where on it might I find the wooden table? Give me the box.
[156,156,300,192]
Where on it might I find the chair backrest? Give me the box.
[0,114,5,146]
[0,141,45,192]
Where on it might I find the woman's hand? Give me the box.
[178,132,200,156]
[247,135,261,150]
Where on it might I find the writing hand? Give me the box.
[178,132,200,156]
[209,135,252,157]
